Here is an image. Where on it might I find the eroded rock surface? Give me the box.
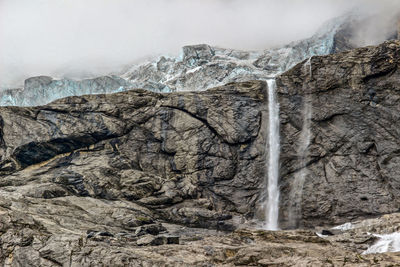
[0,81,270,266]
[277,40,400,228]
[1,41,400,266]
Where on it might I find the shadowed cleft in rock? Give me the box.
[0,80,270,265]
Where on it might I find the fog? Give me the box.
[0,0,399,88]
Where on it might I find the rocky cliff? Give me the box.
[1,42,400,265]
[0,81,270,265]
[277,40,400,228]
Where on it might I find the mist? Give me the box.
[0,0,399,88]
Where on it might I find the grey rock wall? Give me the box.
[1,41,400,265]
[277,40,400,228]
[0,80,267,231]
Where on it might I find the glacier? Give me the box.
[0,14,353,107]
[0,76,129,107]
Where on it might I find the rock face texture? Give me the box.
[0,81,271,266]
[2,40,400,266]
[0,80,268,225]
[277,40,400,228]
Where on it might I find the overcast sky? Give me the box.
[0,0,398,88]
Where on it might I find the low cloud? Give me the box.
[0,0,399,88]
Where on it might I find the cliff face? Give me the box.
[277,40,400,228]
[1,41,400,265]
[0,81,268,264]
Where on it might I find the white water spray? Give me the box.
[265,79,280,230]
[363,233,400,254]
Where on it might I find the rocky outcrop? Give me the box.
[0,81,271,265]
[277,40,400,228]
[2,37,400,267]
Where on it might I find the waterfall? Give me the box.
[288,99,312,227]
[288,57,313,228]
[264,79,280,230]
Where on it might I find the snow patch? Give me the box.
[363,233,400,254]
[332,222,353,231]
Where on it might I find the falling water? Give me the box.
[265,79,280,230]
[288,57,313,228]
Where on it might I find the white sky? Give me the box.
[0,0,398,88]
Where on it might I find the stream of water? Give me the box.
[265,79,280,230]
[288,57,313,228]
